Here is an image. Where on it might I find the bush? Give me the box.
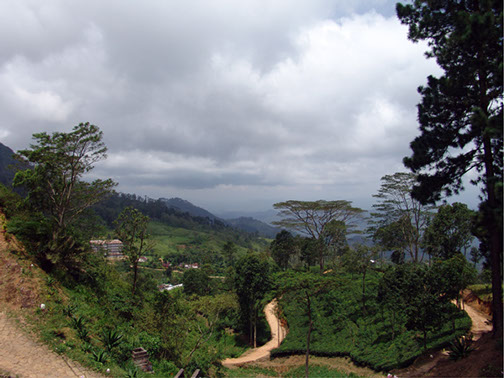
[272,270,472,371]
[448,334,475,360]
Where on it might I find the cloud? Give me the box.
[0,1,451,211]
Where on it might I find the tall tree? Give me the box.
[397,0,503,334]
[277,271,331,378]
[114,206,154,295]
[370,172,434,263]
[273,200,363,272]
[341,244,378,315]
[234,254,271,347]
[222,241,237,268]
[13,123,116,265]
[423,202,475,260]
[270,230,296,270]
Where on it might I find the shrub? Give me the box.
[100,328,124,352]
[448,334,475,360]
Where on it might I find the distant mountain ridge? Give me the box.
[160,197,219,221]
[0,142,280,239]
[159,197,279,238]
[0,142,24,188]
[224,217,280,239]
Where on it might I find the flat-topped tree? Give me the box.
[369,172,435,263]
[115,206,154,296]
[397,0,503,335]
[13,122,116,266]
[273,200,364,272]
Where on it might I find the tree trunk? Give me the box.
[254,306,257,348]
[319,244,324,274]
[482,133,503,337]
[132,262,138,295]
[305,292,312,378]
[362,269,367,315]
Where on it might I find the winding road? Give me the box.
[222,299,288,368]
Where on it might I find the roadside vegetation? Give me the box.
[1,2,502,373]
[0,119,497,377]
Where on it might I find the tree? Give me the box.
[182,268,210,296]
[222,241,237,268]
[397,0,503,334]
[114,206,154,295]
[379,263,451,349]
[273,200,363,272]
[370,172,434,263]
[341,244,378,315]
[13,123,116,265]
[423,202,476,260]
[234,254,271,347]
[277,271,331,378]
[270,230,296,270]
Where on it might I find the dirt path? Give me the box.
[0,216,102,378]
[393,297,495,377]
[222,299,287,368]
[462,301,492,339]
[0,313,103,378]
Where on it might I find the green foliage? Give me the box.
[182,268,210,296]
[225,365,279,377]
[398,0,503,334]
[100,328,124,352]
[447,334,475,360]
[270,230,295,270]
[273,200,364,271]
[91,348,108,364]
[0,183,22,218]
[369,172,434,263]
[222,241,237,268]
[13,122,116,267]
[423,203,475,260]
[114,206,154,295]
[235,254,272,345]
[283,365,359,378]
[70,314,90,342]
[273,269,471,371]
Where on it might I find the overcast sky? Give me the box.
[0,0,481,213]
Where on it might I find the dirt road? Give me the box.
[0,313,102,378]
[222,299,287,367]
[393,297,495,377]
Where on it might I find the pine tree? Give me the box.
[398,0,503,334]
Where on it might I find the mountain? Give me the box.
[216,209,279,225]
[159,198,280,238]
[0,142,24,188]
[159,197,220,221]
[224,217,280,239]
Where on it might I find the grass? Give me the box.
[224,361,367,377]
[467,284,492,301]
[225,365,279,377]
[283,365,360,377]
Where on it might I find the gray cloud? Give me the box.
[1,0,471,213]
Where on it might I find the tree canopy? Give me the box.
[423,202,475,260]
[370,172,434,263]
[397,0,503,334]
[273,200,363,271]
[13,122,116,265]
[114,206,154,295]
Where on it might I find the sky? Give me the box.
[0,0,481,214]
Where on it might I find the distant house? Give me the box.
[158,283,183,292]
[90,239,124,259]
[138,256,148,263]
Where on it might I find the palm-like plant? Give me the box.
[100,328,124,352]
[448,334,475,360]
